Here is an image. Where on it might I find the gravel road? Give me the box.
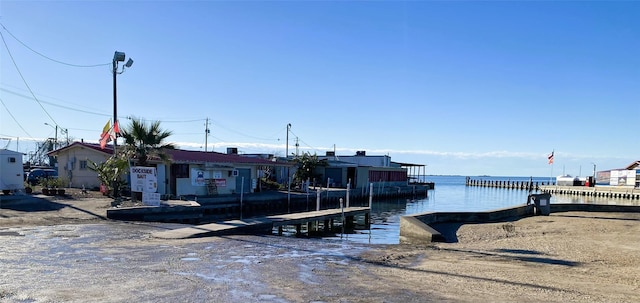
[1,193,639,302]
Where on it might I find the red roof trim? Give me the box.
[47,142,113,156]
[48,142,291,166]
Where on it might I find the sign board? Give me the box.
[610,170,636,186]
[142,192,161,206]
[192,169,207,186]
[130,166,157,193]
[215,179,226,187]
[192,169,225,186]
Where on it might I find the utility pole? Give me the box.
[286,123,291,187]
[54,125,58,150]
[286,123,291,158]
[204,117,210,152]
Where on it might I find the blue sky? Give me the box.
[1,1,638,177]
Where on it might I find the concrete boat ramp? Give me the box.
[153,207,370,239]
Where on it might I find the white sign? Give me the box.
[131,166,157,193]
[192,169,208,186]
[142,192,161,206]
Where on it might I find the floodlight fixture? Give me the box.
[124,58,134,68]
[114,51,125,62]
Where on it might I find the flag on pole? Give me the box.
[547,151,554,165]
[113,120,120,135]
[99,120,112,149]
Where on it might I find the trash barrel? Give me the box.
[529,193,552,216]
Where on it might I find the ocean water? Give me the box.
[335,175,637,244]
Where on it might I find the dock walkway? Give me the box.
[153,207,370,239]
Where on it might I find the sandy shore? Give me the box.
[1,193,639,302]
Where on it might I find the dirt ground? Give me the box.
[1,189,639,302]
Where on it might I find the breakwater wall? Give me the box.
[400,205,534,243]
[400,203,640,244]
[465,177,555,191]
[540,185,640,200]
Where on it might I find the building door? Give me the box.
[235,168,252,194]
[347,167,356,187]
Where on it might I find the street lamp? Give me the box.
[112,51,134,156]
[61,128,69,146]
[44,123,58,150]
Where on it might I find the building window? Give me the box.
[79,160,88,170]
[172,164,190,178]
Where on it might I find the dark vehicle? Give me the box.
[26,168,58,186]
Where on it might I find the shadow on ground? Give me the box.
[0,195,67,212]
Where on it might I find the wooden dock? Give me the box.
[153,207,370,239]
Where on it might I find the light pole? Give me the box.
[286,123,291,159]
[591,162,597,184]
[112,51,134,156]
[44,123,58,150]
[61,128,69,146]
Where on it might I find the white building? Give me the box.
[0,149,25,194]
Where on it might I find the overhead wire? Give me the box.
[0,87,110,117]
[212,120,281,141]
[0,96,34,138]
[288,129,321,154]
[0,23,110,68]
[0,30,60,127]
[0,24,307,151]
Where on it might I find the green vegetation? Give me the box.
[89,157,129,197]
[120,117,175,166]
[292,152,327,187]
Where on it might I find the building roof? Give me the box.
[625,161,640,170]
[166,149,291,166]
[47,142,291,167]
[0,149,25,155]
[47,142,113,156]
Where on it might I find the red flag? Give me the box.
[547,151,554,165]
[99,120,112,149]
[113,120,120,136]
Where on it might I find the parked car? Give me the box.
[26,168,58,186]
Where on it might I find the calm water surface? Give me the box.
[335,175,639,244]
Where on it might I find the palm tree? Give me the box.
[292,152,327,186]
[120,118,175,166]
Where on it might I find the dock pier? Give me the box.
[465,177,554,191]
[540,185,640,200]
[153,207,370,239]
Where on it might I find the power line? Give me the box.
[0,23,110,68]
[0,96,34,138]
[0,30,59,127]
[212,120,281,141]
[288,129,321,154]
[0,87,110,117]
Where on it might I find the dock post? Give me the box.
[278,226,283,236]
[369,183,374,208]
[346,183,350,208]
[295,224,302,236]
[346,215,355,230]
[316,190,321,211]
[324,219,330,232]
[340,198,345,237]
